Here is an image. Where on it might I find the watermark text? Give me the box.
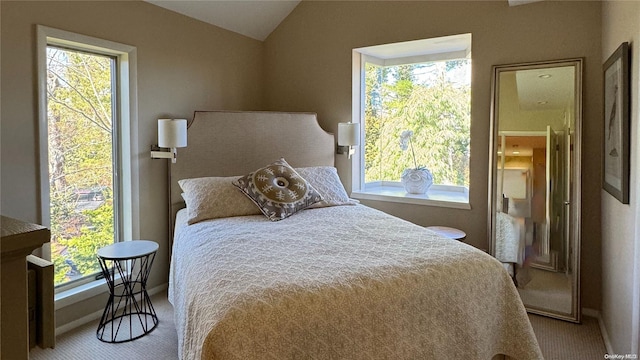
[605,354,638,360]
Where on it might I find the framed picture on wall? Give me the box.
[602,42,630,204]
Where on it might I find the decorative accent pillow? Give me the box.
[232,159,323,221]
[295,166,359,208]
[178,176,262,224]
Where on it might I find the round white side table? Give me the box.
[425,226,467,241]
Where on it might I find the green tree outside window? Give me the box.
[364,60,470,188]
[47,46,116,285]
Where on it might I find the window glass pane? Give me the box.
[364,59,471,187]
[46,46,116,286]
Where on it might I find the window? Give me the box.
[37,26,139,293]
[351,34,472,209]
[45,46,117,287]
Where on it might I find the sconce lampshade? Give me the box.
[158,119,187,148]
[338,122,360,146]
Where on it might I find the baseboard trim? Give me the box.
[55,283,168,336]
[583,307,613,354]
[582,307,599,318]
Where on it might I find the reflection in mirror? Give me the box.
[489,59,582,322]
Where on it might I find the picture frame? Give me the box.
[602,42,630,204]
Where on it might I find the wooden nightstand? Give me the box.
[1,216,51,359]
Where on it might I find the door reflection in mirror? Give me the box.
[489,59,582,322]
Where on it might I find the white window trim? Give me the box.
[350,35,471,209]
[36,25,140,299]
[352,182,470,209]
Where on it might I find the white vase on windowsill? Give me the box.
[401,168,433,195]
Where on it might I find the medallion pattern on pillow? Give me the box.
[233,159,323,221]
[295,166,358,208]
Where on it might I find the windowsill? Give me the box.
[55,273,124,310]
[55,279,108,310]
[351,182,470,209]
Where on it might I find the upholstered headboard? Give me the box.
[169,110,335,228]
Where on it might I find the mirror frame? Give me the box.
[488,58,583,322]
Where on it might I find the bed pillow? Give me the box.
[295,166,358,208]
[178,176,262,224]
[232,158,323,221]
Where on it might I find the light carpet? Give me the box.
[31,291,607,359]
[30,292,178,360]
[528,313,607,360]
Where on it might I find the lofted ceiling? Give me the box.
[145,0,301,41]
[146,0,543,42]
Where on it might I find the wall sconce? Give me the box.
[337,122,360,159]
[150,118,187,163]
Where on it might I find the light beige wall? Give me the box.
[264,0,602,309]
[601,0,640,354]
[0,0,263,326]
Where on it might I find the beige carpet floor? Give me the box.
[30,291,179,360]
[31,291,607,359]
[529,313,607,360]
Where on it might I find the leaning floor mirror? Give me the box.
[488,58,582,322]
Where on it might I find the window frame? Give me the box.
[36,25,140,295]
[350,35,472,209]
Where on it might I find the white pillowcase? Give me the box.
[178,167,356,224]
[178,176,261,224]
[295,166,358,208]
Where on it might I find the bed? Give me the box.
[168,111,542,360]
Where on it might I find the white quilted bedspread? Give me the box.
[495,212,524,265]
[169,205,542,360]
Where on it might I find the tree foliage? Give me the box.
[46,46,115,285]
[364,60,470,187]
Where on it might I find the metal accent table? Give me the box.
[96,240,159,343]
